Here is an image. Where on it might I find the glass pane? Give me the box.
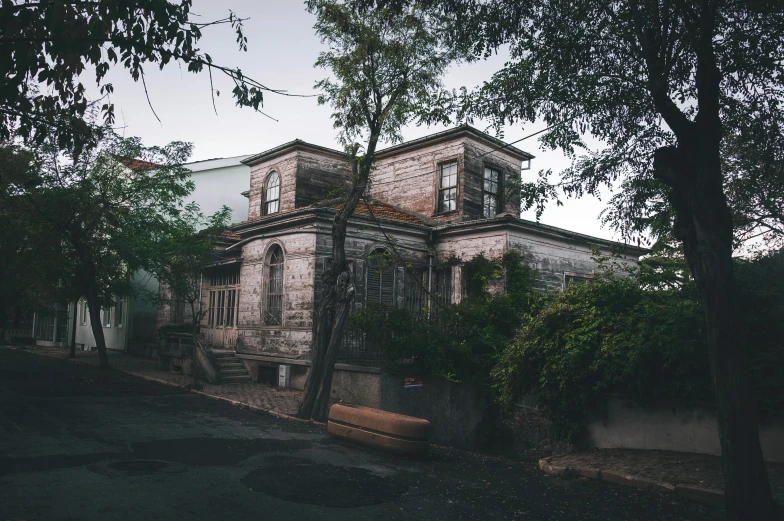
[440,188,457,212]
[115,300,123,327]
[440,163,457,188]
[484,194,498,218]
[484,167,499,194]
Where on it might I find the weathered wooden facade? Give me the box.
[188,126,647,387]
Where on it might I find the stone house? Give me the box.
[190,125,647,393]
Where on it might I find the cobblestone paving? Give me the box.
[549,448,784,502]
[9,345,302,416]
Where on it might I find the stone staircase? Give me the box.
[212,349,252,383]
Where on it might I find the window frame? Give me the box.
[264,245,285,326]
[366,248,396,307]
[563,272,595,290]
[114,299,123,327]
[482,165,502,218]
[80,300,88,325]
[436,161,459,214]
[206,267,240,329]
[102,308,112,328]
[263,171,281,216]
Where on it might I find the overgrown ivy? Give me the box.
[349,248,784,445]
[348,250,542,450]
[493,250,784,441]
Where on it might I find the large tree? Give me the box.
[149,204,232,336]
[0,0,285,154]
[297,0,452,421]
[3,128,197,369]
[418,0,782,518]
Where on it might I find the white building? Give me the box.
[33,155,252,350]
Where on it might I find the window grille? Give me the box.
[264,171,280,215]
[265,246,284,325]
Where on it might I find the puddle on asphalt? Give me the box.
[241,456,409,508]
[131,437,312,466]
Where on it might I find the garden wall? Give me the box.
[582,398,784,463]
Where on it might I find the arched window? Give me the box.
[264,172,280,215]
[265,245,284,325]
[366,248,395,306]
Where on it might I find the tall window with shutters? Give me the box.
[366,248,395,306]
[265,245,284,325]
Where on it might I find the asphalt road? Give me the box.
[0,348,721,521]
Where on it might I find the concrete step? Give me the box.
[216,360,243,367]
[222,374,252,383]
[220,368,249,376]
[216,358,242,364]
[218,364,245,373]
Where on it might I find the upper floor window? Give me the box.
[438,162,458,213]
[264,171,280,215]
[79,300,88,325]
[265,245,284,325]
[483,167,501,218]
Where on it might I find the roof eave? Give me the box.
[375,124,535,161]
[241,140,347,166]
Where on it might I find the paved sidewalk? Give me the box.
[3,345,302,416]
[540,449,784,509]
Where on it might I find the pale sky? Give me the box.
[97,0,619,242]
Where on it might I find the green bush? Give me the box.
[494,251,784,441]
[348,250,541,384]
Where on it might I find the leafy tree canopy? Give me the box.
[415,0,784,251]
[0,0,282,154]
[1,126,211,367]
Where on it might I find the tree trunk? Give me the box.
[69,300,78,357]
[655,138,777,520]
[299,142,377,421]
[82,255,110,370]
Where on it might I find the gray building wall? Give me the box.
[186,155,251,224]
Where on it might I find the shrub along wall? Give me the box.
[494,250,784,445]
[349,249,784,456]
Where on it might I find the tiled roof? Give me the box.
[233,198,430,228]
[220,230,242,241]
[116,156,159,171]
[310,198,429,225]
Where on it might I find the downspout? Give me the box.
[427,229,434,321]
[198,273,203,336]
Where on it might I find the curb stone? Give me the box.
[675,484,725,509]
[601,469,675,493]
[539,456,721,509]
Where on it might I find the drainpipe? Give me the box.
[427,229,434,321]
[198,273,203,337]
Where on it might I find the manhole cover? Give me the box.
[108,460,169,473]
[242,457,408,508]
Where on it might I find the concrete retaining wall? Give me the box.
[583,398,784,463]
